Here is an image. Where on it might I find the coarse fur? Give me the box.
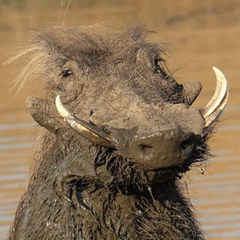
[8,26,212,240]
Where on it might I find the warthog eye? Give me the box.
[154,57,168,79]
[61,69,73,78]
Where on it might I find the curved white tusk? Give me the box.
[55,95,72,118]
[55,95,114,148]
[202,67,229,127]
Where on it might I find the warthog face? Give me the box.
[25,27,228,187]
[9,26,228,239]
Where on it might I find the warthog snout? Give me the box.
[57,94,199,169]
[127,129,196,169]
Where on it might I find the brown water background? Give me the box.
[0,1,239,239]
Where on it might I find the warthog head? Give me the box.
[9,26,228,240]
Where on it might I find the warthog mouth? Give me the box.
[55,67,229,170]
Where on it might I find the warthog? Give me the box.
[8,26,229,240]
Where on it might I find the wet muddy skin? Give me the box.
[5,25,228,240]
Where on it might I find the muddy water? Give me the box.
[0,1,239,239]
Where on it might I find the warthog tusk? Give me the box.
[55,95,114,148]
[202,67,229,127]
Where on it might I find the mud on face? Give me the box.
[19,26,228,190]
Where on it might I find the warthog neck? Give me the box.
[8,131,204,240]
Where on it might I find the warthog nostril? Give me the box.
[140,144,154,156]
[180,134,195,150]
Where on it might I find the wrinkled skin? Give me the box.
[8,26,212,240]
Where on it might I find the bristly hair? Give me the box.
[3,44,47,94]
[4,25,167,95]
